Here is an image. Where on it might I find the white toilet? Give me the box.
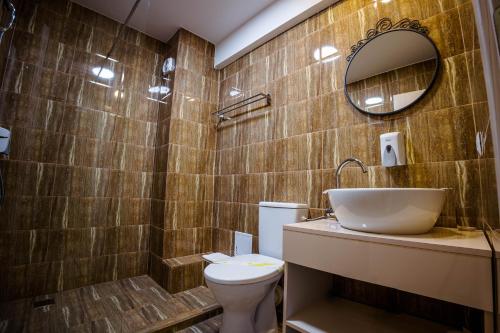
[204,202,308,333]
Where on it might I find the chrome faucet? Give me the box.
[336,158,368,188]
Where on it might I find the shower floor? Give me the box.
[0,275,220,333]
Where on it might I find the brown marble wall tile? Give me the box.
[214,0,499,252]
[212,228,234,255]
[162,227,212,259]
[0,0,169,301]
[147,30,218,293]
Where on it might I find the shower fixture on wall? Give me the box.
[0,0,16,44]
[162,57,175,76]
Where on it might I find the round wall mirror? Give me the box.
[344,18,440,116]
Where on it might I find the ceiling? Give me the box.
[72,0,277,44]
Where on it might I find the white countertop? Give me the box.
[284,219,491,258]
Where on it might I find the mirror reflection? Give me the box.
[345,28,439,115]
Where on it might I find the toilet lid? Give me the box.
[204,254,284,285]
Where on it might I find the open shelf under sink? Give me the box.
[285,297,454,333]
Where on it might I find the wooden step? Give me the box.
[137,286,221,333]
[163,253,210,294]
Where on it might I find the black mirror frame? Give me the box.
[344,18,441,117]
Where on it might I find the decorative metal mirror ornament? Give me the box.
[344,18,440,116]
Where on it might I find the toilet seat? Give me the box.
[204,254,284,285]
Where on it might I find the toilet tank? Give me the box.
[259,202,309,259]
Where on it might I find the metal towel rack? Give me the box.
[213,93,271,124]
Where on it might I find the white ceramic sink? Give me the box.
[324,188,446,235]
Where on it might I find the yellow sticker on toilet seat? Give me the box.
[247,262,276,267]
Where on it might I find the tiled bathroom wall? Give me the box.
[214,0,499,252]
[149,29,218,292]
[161,30,218,259]
[0,0,168,300]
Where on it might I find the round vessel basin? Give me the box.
[324,188,446,235]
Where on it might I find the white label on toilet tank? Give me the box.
[235,231,252,255]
